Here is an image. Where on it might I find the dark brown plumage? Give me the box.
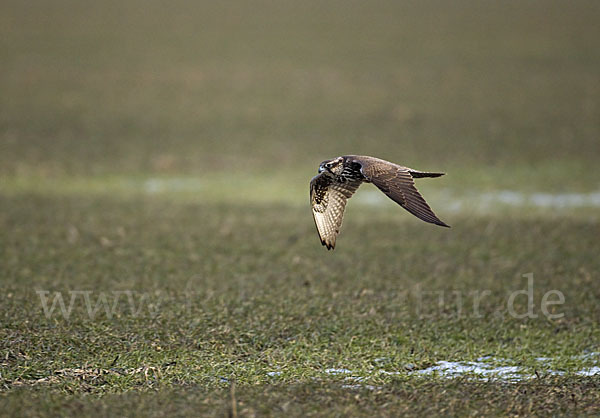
[310,155,449,250]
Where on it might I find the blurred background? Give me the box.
[1,2,600,407]
[1,0,599,202]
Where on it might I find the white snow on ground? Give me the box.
[325,368,354,375]
[266,352,600,388]
[355,189,600,210]
[576,367,600,377]
[414,361,522,381]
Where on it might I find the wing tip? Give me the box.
[321,238,336,250]
[431,218,450,228]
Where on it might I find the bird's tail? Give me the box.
[409,170,445,178]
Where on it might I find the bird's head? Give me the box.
[318,157,344,175]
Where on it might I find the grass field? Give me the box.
[1,0,600,416]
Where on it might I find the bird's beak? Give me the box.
[318,165,324,173]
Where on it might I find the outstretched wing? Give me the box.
[346,155,449,227]
[310,173,363,250]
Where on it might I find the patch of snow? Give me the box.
[357,189,600,210]
[325,368,354,375]
[309,351,600,385]
[468,190,600,209]
[379,370,401,376]
[341,384,380,391]
[576,367,600,376]
[415,361,522,381]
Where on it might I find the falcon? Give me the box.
[310,155,449,250]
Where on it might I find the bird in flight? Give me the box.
[310,155,449,250]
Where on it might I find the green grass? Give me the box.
[1,195,599,415]
[1,0,600,415]
[4,379,600,417]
